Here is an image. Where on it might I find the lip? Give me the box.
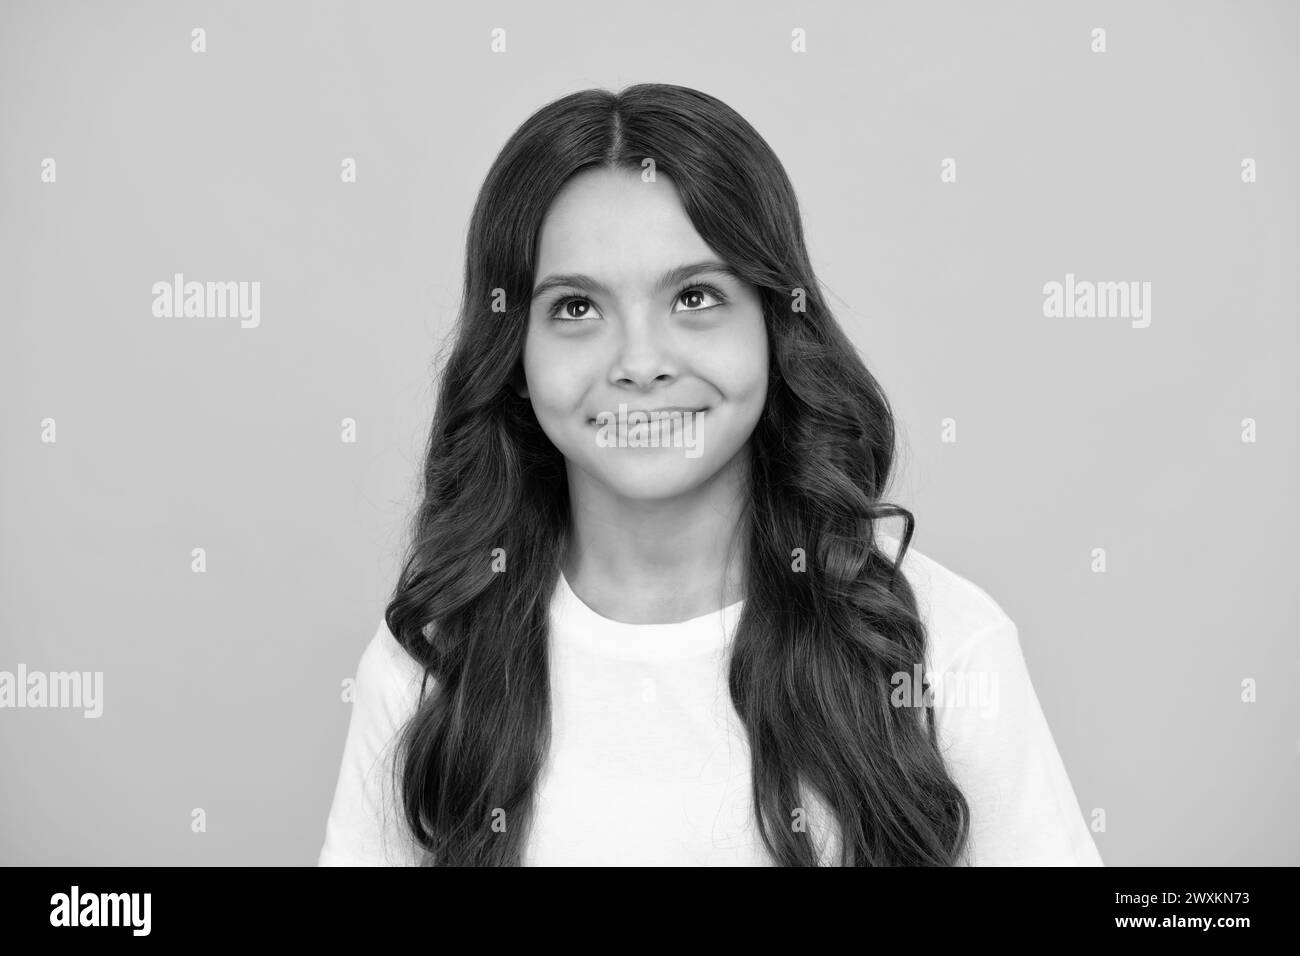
[588,406,708,424]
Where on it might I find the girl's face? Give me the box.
[521,166,769,503]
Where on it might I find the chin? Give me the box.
[579,451,722,502]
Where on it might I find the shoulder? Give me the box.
[354,616,429,719]
[874,531,1017,672]
[317,617,430,867]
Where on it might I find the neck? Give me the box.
[562,452,749,625]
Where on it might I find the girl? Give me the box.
[318,83,1103,867]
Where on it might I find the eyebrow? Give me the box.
[530,259,741,303]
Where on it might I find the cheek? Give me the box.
[523,329,584,417]
[717,315,769,406]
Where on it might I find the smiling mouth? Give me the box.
[587,407,708,425]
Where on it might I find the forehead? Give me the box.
[533,167,715,281]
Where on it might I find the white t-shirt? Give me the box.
[318,534,1104,866]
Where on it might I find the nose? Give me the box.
[608,308,679,390]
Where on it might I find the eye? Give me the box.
[548,296,601,322]
[672,283,727,313]
[545,281,729,322]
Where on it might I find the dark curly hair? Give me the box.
[384,83,970,866]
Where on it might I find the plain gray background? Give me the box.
[1,0,1296,865]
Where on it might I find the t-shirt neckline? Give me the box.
[552,571,745,662]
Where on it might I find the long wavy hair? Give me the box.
[385,83,971,866]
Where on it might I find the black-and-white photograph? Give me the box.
[1,0,1295,934]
